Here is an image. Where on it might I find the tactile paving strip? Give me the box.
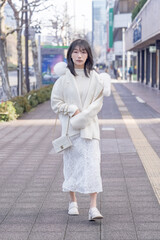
[112,85,160,204]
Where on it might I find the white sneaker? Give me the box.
[68,202,79,215]
[89,207,103,221]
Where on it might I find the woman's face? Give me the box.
[71,46,88,69]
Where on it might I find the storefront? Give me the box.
[125,0,160,90]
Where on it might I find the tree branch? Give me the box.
[0,0,7,8]
[5,27,21,37]
[34,4,53,13]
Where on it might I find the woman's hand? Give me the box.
[72,109,80,117]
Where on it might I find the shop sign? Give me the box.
[149,46,156,53]
[133,22,141,44]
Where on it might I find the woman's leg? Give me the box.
[69,191,77,202]
[89,192,103,220]
[68,191,79,215]
[90,192,97,208]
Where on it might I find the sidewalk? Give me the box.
[122,80,160,114]
[0,81,160,240]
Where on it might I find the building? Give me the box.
[92,0,108,63]
[125,0,160,89]
[111,0,140,78]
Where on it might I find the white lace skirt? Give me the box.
[62,134,103,194]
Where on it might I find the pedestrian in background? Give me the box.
[117,67,122,80]
[128,66,133,81]
[51,39,111,221]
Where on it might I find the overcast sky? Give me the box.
[34,0,92,34]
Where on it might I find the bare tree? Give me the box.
[0,0,12,99]
[27,0,52,89]
[7,0,28,94]
[49,3,73,46]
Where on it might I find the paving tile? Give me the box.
[32,223,66,233]
[133,214,160,222]
[0,223,32,232]
[3,215,37,224]
[102,206,132,216]
[137,231,160,240]
[36,213,68,224]
[101,139,119,154]
[101,229,137,240]
[65,231,100,240]
[135,222,160,231]
[104,214,133,223]
[130,201,160,208]
[28,232,64,240]
[0,231,29,240]
[103,222,135,231]
[67,217,100,232]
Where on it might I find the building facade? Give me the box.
[112,0,140,77]
[125,0,160,89]
[92,0,108,63]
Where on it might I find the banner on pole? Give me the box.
[109,8,113,49]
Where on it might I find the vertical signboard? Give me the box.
[109,8,113,49]
[41,54,63,85]
[41,46,67,85]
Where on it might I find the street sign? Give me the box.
[149,46,156,53]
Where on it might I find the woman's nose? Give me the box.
[78,52,82,57]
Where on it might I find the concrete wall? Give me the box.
[114,13,131,28]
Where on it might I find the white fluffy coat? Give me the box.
[51,65,111,140]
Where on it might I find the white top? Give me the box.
[75,69,90,106]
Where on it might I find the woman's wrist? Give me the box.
[72,109,80,117]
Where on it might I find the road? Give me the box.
[0,71,36,87]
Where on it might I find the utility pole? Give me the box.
[25,0,30,92]
[73,0,76,34]
[122,28,125,80]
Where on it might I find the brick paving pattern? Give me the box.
[0,81,160,240]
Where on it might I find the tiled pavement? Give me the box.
[0,81,160,240]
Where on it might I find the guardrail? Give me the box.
[0,82,37,103]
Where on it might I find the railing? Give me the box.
[0,82,37,103]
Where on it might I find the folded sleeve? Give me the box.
[70,93,103,130]
[51,78,78,117]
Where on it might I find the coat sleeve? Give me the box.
[70,93,103,130]
[99,72,111,96]
[50,77,78,117]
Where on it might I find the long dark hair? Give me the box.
[67,39,94,77]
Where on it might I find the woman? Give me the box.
[51,39,111,221]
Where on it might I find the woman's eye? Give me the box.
[81,50,87,54]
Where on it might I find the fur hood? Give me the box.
[54,62,111,83]
[54,62,67,77]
